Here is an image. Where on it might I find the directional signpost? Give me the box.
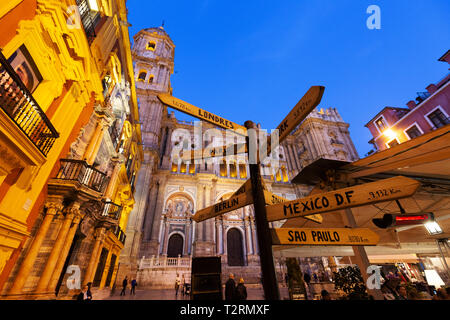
[158,93,248,136]
[270,227,379,246]
[157,87,421,301]
[266,176,420,222]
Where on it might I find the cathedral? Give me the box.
[117,27,360,288]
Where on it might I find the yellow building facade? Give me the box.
[0,0,142,299]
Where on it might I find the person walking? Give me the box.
[77,285,89,301]
[130,279,137,295]
[120,276,128,296]
[235,278,247,300]
[181,274,186,295]
[86,282,93,300]
[225,273,236,300]
[175,273,181,297]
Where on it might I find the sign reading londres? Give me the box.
[265,176,420,222]
[158,93,248,135]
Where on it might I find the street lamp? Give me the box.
[424,221,443,235]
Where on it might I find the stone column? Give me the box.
[251,218,258,254]
[162,220,170,255]
[204,185,212,241]
[47,212,83,293]
[84,117,108,165]
[195,184,204,241]
[142,182,158,241]
[35,208,76,294]
[184,221,191,255]
[149,178,168,246]
[104,159,123,200]
[8,200,63,296]
[83,227,106,286]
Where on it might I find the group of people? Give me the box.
[225,273,248,300]
[174,273,190,296]
[120,276,138,296]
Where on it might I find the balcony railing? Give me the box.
[56,159,109,193]
[138,255,192,269]
[101,200,122,220]
[0,50,59,156]
[76,0,101,43]
[112,225,126,245]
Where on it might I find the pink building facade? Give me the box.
[366,50,450,152]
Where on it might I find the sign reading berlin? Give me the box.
[266,176,420,222]
[271,227,379,246]
[192,191,253,222]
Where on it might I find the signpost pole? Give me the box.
[245,120,280,300]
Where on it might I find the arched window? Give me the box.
[219,160,227,177]
[227,228,244,266]
[167,234,184,257]
[138,71,147,81]
[229,163,237,178]
[146,41,156,51]
[148,75,154,84]
[239,163,247,179]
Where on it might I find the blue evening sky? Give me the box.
[126,0,450,157]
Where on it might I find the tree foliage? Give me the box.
[333,266,369,300]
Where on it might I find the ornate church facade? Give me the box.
[117,27,360,288]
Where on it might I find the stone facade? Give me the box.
[118,27,359,288]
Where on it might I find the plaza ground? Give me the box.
[100,287,290,300]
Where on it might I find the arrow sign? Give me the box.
[266,176,420,222]
[192,191,254,223]
[230,179,323,223]
[263,190,323,224]
[158,94,248,136]
[181,143,248,162]
[270,228,379,246]
[262,86,325,157]
[277,86,325,143]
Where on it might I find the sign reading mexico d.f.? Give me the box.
[271,228,379,246]
[266,176,420,222]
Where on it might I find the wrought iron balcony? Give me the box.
[0,50,59,156]
[55,159,109,194]
[76,0,101,43]
[101,200,122,221]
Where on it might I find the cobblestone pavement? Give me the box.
[102,287,290,300]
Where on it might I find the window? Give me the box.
[427,109,449,129]
[405,125,422,139]
[137,71,146,81]
[7,45,42,93]
[148,75,154,84]
[387,139,399,148]
[146,41,156,51]
[375,116,388,132]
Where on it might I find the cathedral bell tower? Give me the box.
[122,27,175,266]
[132,26,174,153]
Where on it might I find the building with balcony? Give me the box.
[117,27,359,289]
[365,50,450,152]
[0,0,142,299]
